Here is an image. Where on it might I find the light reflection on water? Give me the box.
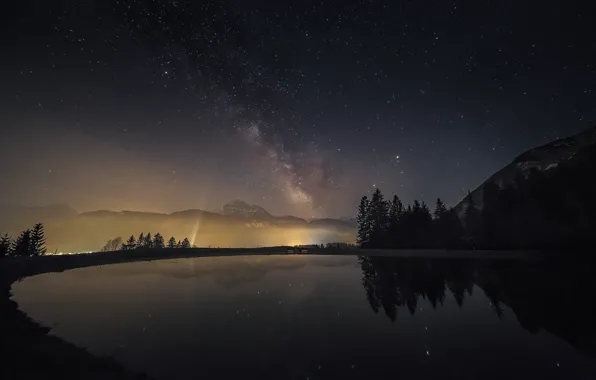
[11,255,596,380]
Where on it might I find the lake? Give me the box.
[11,254,596,379]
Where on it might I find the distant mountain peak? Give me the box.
[222,200,271,218]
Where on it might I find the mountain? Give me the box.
[222,200,272,218]
[0,201,355,253]
[455,126,596,249]
[455,126,596,214]
[308,218,357,229]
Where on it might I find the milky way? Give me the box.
[2,0,595,217]
[239,121,341,214]
[117,0,345,215]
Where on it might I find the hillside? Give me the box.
[0,201,356,253]
[455,126,596,214]
[454,126,596,249]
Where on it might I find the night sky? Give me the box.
[2,0,595,218]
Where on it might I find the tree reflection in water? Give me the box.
[358,256,596,356]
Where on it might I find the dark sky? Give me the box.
[2,0,594,218]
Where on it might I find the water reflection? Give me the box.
[360,257,487,321]
[11,254,596,380]
[358,256,596,357]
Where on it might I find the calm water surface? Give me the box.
[11,255,596,379]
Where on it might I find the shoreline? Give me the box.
[0,247,542,379]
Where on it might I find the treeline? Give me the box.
[0,223,48,257]
[101,232,192,252]
[358,138,596,250]
[322,242,357,249]
[357,189,464,249]
[293,242,357,249]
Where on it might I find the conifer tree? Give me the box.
[153,233,165,248]
[421,202,432,221]
[434,198,447,220]
[388,195,404,248]
[0,233,11,257]
[356,196,371,248]
[123,235,136,250]
[143,232,153,248]
[369,188,389,248]
[30,223,47,256]
[167,236,177,248]
[13,229,32,257]
[180,238,191,249]
[412,200,421,213]
[420,202,434,247]
[137,233,145,248]
[432,198,449,247]
[388,195,403,226]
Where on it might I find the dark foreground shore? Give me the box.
[0,266,151,379]
[0,247,540,379]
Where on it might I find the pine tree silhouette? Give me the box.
[123,235,137,250]
[413,199,421,211]
[30,223,47,256]
[153,233,165,248]
[389,195,404,224]
[167,236,177,248]
[143,232,153,248]
[388,195,404,248]
[406,200,425,247]
[356,196,371,248]
[431,198,450,248]
[0,233,11,257]
[433,198,447,220]
[13,229,32,257]
[137,233,145,248]
[180,238,191,249]
[369,188,389,248]
[420,202,433,248]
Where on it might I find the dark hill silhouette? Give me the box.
[454,126,596,214]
